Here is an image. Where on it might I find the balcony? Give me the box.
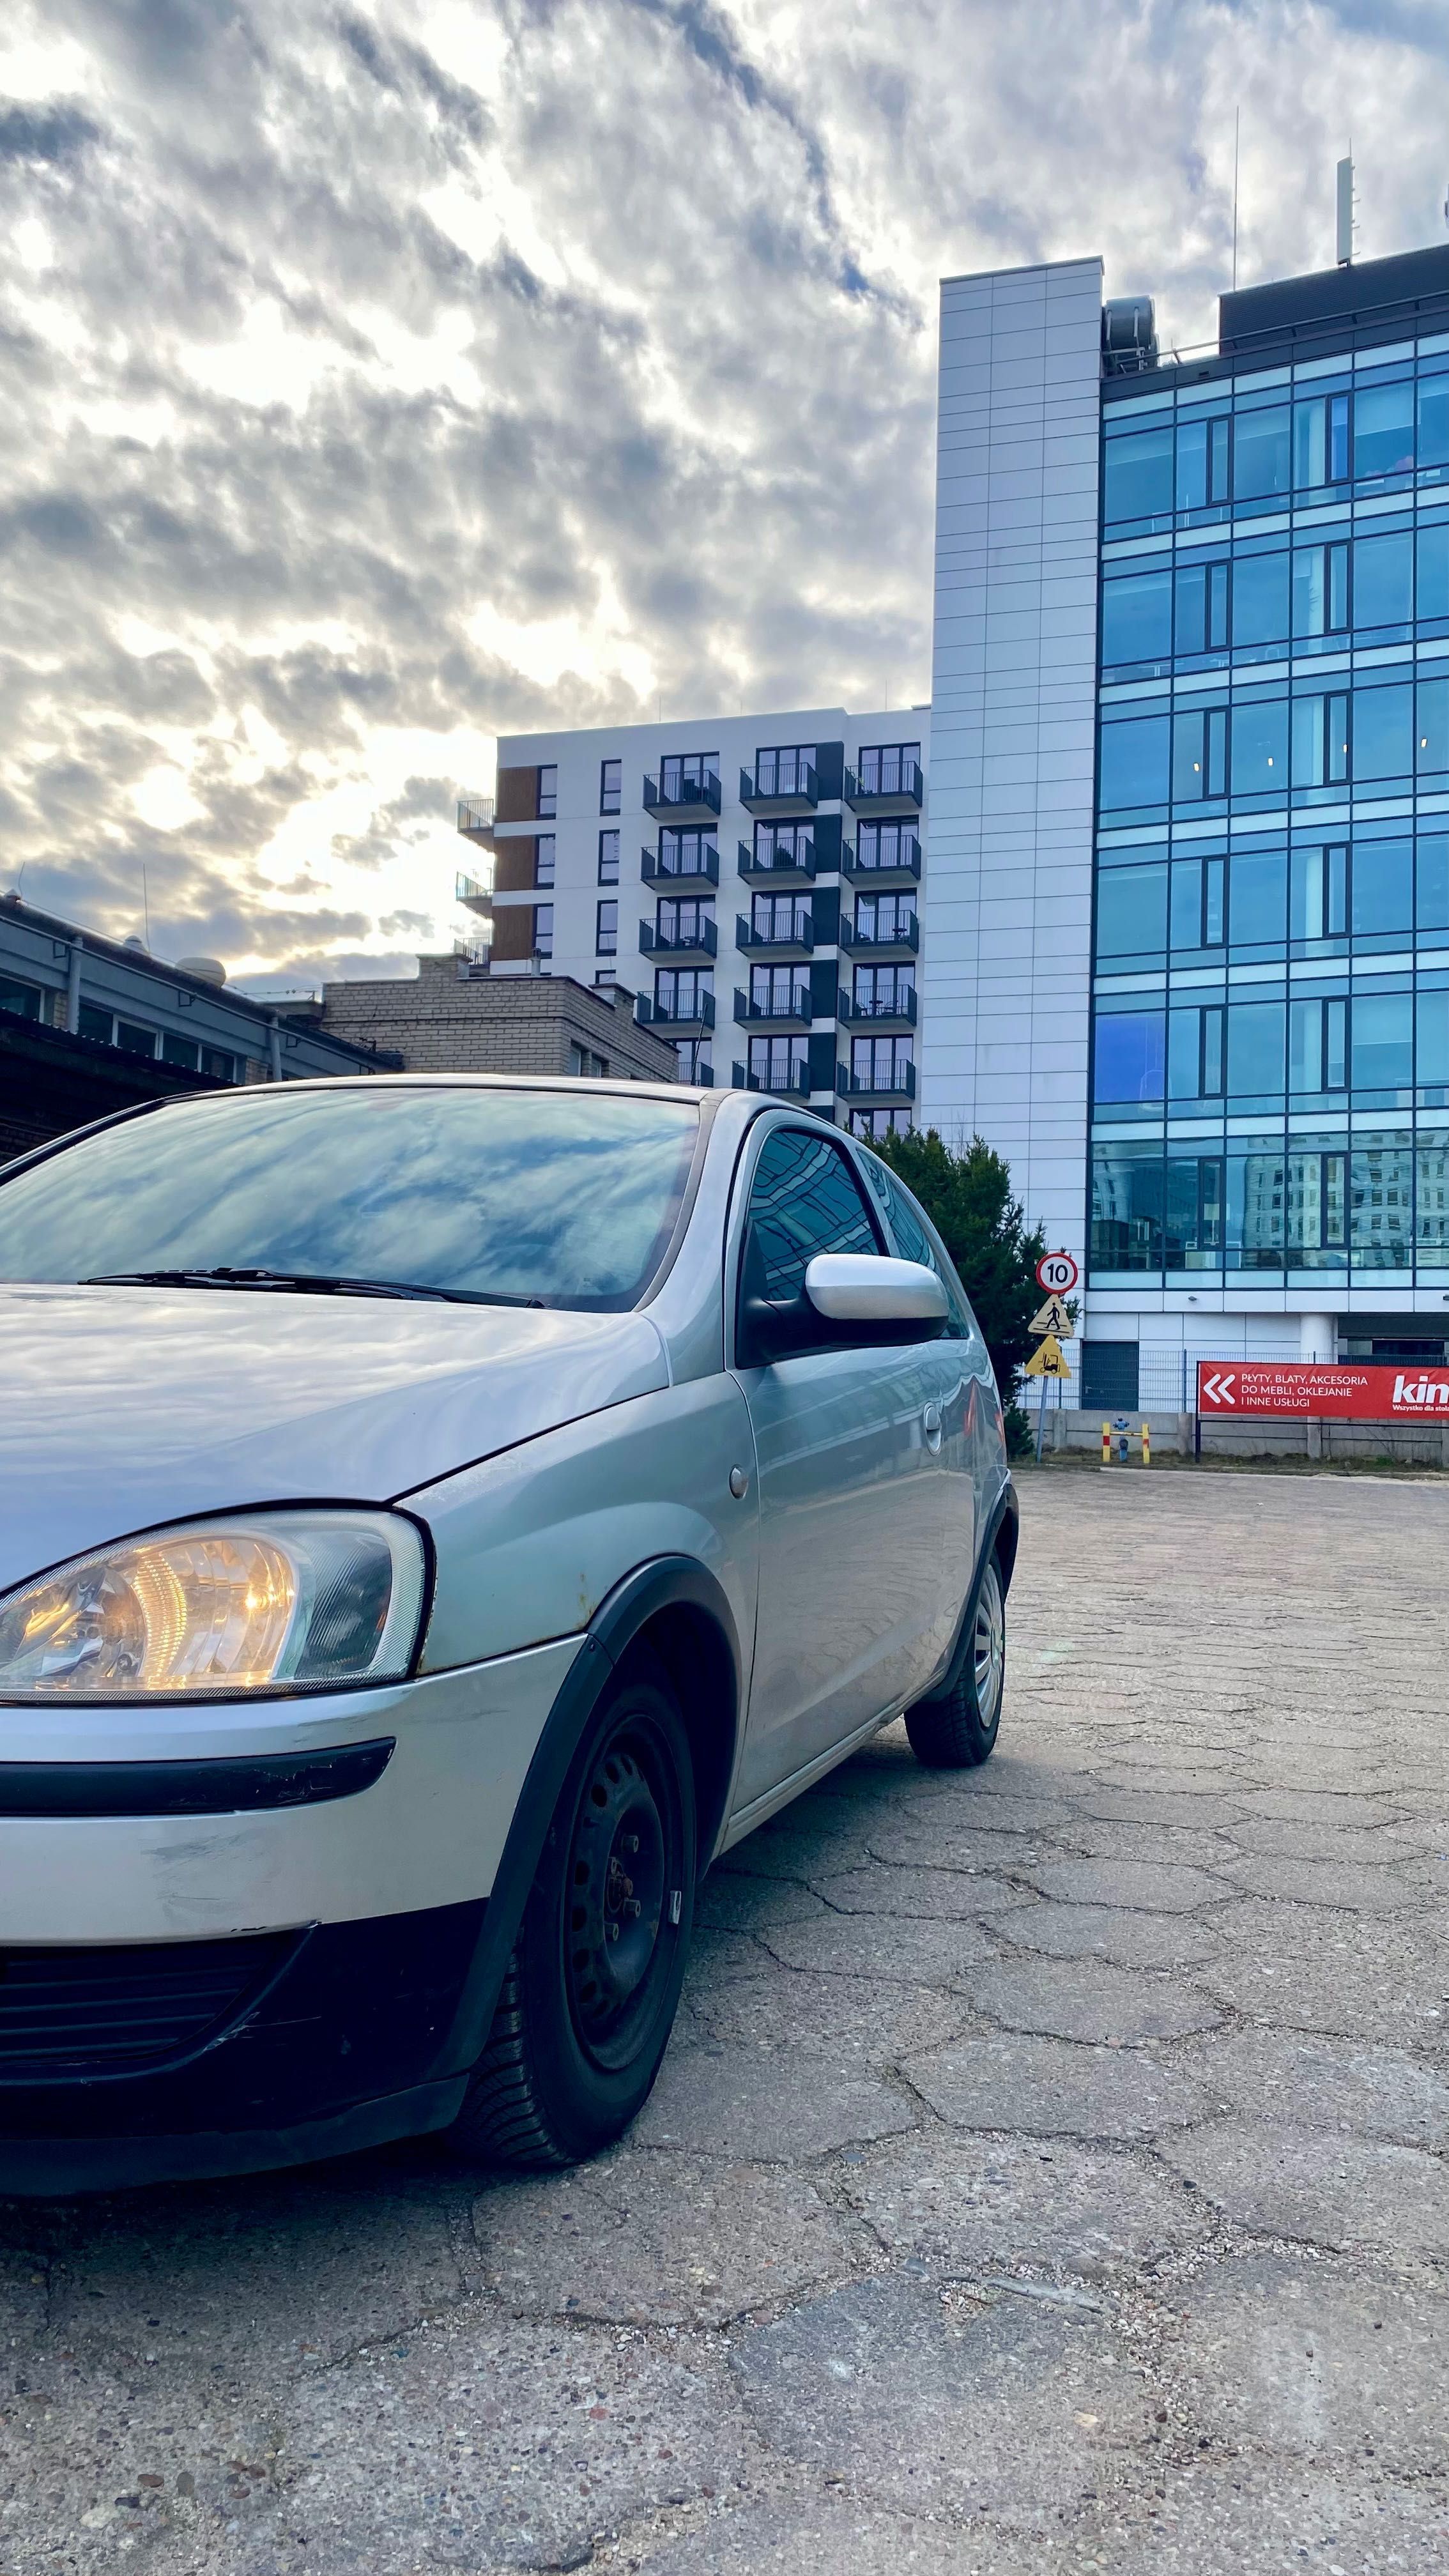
[739,759,818,816]
[637,990,717,1034]
[457,793,495,841]
[733,1059,811,1098]
[841,834,922,887]
[642,843,720,890]
[736,912,815,956]
[737,838,817,886]
[734,982,813,1029]
[640,917,719,958]
[838,987,918,1029]
[643,769,721,824]
[845,757,924,816]
[839,913,919,955]
[455,871,493,919]
[838,1061,917,1104]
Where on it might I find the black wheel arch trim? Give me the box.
[436,1554,741,2085]
[912,1478,1018,1710]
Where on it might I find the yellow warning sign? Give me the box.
[1023,1335,1071,1379]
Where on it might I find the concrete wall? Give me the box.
[1046,1408,1449,1466]
[923,257,1103,1255]
[318,956,679,1083]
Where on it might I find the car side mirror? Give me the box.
[804,1253,948,1326]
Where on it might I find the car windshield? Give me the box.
[0,1086,700,1313]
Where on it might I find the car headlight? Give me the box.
[0,1512,427,1701]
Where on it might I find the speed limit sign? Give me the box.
[1036,1249,1079,1295]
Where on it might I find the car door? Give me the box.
[729,1119,949,1807]
[855,1145,992,1662]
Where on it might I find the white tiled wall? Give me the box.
[922,257,1103,1270]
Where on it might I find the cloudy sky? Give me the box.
[2,1,1448,983]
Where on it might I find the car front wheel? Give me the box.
[451,1653,696,2167]
[904,1552,1005,1770]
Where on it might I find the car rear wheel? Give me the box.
[451,1655,696,2167]
[904,1553,1005,1770]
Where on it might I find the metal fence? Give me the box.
[1017,1346,1310,1417]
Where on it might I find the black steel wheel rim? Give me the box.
[562,1712,682,2073]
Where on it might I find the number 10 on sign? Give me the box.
[1036,1250,1078,1295]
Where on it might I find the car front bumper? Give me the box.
[0,1634,581,2192]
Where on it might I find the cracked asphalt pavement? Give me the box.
[3,1469,1448,2573]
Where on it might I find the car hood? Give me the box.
[0,1284,670,1589]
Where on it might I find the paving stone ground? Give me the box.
[3,1469,1448,2573]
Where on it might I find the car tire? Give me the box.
[450,1653,697,2168]
[904,1551,1006,1770]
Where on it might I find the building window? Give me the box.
[595,899,618,956]
[754,745,815,794]
[850,1107,914,1142]
[533,904,554,959]
[598,829,620,884]
[853,963,914,1016]
[747,1034,808,1092]
[658,897,713,948]
[854,891,916,942]
[534,834,556,889]
[567,1042,609,1077]
[537,764,557,821]
[657,827,717,877]
[661,751,719,800]
[0,975,43,1021]
[676,1038,712,1083]
[852,1036,914,1092]
[753,892,811,942]
[854,820,918,869]
[753,821,813,870]
[600,758,621,815]
[750,964,810,1018]
[654,967,711,1022]
[856,741,921,794]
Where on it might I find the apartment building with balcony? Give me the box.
[923,233,1449,1405]
[465,712,928,1132]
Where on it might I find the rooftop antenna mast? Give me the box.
[1336,148,1354,267]
[1230,107,1240,292]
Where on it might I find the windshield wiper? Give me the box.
[81,1266,542,1307]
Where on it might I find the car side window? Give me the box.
[740,1126,880,1313]
[856,1149,975,1340]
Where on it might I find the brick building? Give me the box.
[311,952,679,1083]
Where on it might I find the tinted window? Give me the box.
[1354,684,1413,782]
[741,1126,878,1307]
[1233,406,1290,500]
[1353,532,1413,626]
[1094,1013,1165,1103]
[856,1151,975,1338]
[1096,864,1167,957]
[1102,427,1173,523]
[1099,714,1169,809]
[1101,571,1172,664]
[0,1087,700,1312]
[1353,382,1414,478]
[1231,552,1289,645]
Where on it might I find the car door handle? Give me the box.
[923,1402,943,1453]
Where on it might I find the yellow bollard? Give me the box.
[1101,1420,1110,1466]
[1141,1419,1151,1468]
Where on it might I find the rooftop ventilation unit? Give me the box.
[1101,295,1158,375]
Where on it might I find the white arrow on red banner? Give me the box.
[1200,1371,1237,1407]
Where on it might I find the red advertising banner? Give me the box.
[1197,1360,1449,1420]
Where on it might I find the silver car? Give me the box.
[0,1077,1015,2191]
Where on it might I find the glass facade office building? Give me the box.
[922,240,1449,1396]
[1092,281,1449,1300]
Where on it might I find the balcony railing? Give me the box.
[838,1061,917,1101]
[643,770,722,823]
[736,913,815,953]
[839,914,919,954]
[838,988,918,1026]
[457,793,496,839]
[841,834,922,884]
[844,758,924,814]
[739,760,818,816]
[737,838,817,883]
[637,991,717,1031]
[733,983,813,1027]
[640,917,719,958]
[733,1059,811,1097]
[455,871,493,917]
[642,843,721,888]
